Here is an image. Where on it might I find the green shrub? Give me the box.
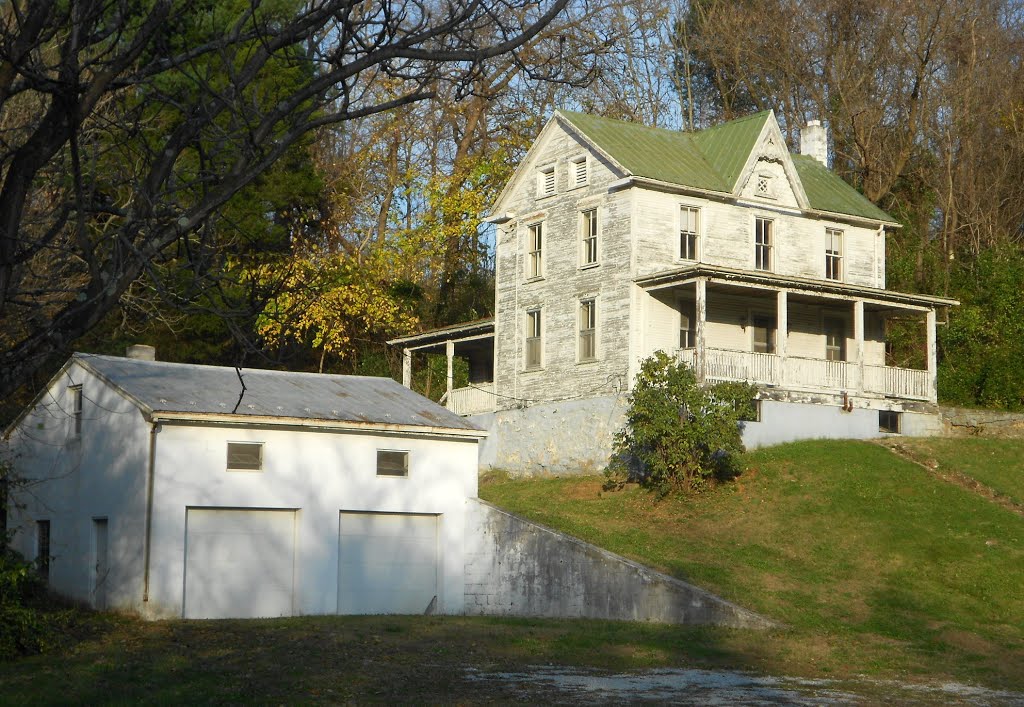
[0,548,70,660]
[605,351,756,496]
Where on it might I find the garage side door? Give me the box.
[338,512,438,615]
[184,509,296,619]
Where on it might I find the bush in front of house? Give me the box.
[605,351,757,497]
[0,546,59,660]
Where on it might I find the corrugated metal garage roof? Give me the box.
[75,353,482,433]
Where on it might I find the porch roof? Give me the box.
[636,265,959,311]
[387,317,494,352]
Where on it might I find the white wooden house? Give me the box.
[3,349,485,619]
[391,110,957,467]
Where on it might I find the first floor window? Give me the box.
[377,450,409,477]
[679,300,696,348]
[581,209,598,265]
[528,222,543,279]
[579,299,596,361]
[824,317,847,361]
[755,217,773,271]
[680,206,699,260]
[227,442,263,471]
[825,228,843,280]
[752,314,776,354]
[36,520,50,583]
[526,309,542,369]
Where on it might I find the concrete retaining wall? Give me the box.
[463,499,775,629]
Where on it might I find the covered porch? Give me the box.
[388,319,496,415]
[639,265,958,403]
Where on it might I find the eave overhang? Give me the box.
[637,264,959,311]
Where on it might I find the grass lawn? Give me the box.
[892,437,1024,506]
[2,439,1022,702]
[481,439,1024,691]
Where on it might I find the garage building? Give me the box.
[3,349,485,619]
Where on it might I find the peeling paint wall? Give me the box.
[463,499,775,628]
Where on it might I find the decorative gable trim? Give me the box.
[732,111,810,209]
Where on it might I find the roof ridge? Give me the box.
[74,353,392,382]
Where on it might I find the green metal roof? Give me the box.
[791,155,895,222]
[557,110,895,224]
[557,110,730,192]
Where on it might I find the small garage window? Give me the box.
[377,450,409,477]
[227,442,263,471]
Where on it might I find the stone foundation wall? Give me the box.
[940,407,1024,438]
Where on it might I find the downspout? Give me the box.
[142,421,158,603]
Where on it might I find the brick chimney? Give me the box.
[800,120,828,167]
[126,344,156,361]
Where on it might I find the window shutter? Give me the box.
[544,168,556,194]
[573,159,587,186]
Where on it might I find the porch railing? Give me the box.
[678,347,930,400]
[445,383,496,415]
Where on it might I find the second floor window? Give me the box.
[825,228,843,280]
[581,209,598,265]
[579,299,596,361]
[680,206,699,260]
[755,217,773,271]
[69,385,83,437]
[528,222,543,279]
[525,309,542,369]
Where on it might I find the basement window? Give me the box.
[879,410,902,434]
[738,399,762,423]
[377,450,409,477]
[227,442,263,471]
[36,520,50,583]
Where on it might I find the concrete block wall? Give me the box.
[463,499,775,628]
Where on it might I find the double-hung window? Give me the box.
[581,209,598,266]
[578,299,596,362]
[754,217,773,271]
[525,309,542,369]
[825,228,843,281]
[680,206,699,261]
[527,222,543,279]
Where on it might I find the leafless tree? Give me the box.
[0,0,570,400]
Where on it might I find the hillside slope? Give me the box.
[480,439,1024,690]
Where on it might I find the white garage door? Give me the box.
[338,512,439,615]
[184,508,296,619]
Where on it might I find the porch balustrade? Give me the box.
[677,347,930,400]
[444,382,497,415]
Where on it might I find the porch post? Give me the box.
[853,300,865,393]
[776,289,787,387]
[695,277,707,384]
[402,348,412,388]
[926,308,938,403]
[445,340,455,402]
